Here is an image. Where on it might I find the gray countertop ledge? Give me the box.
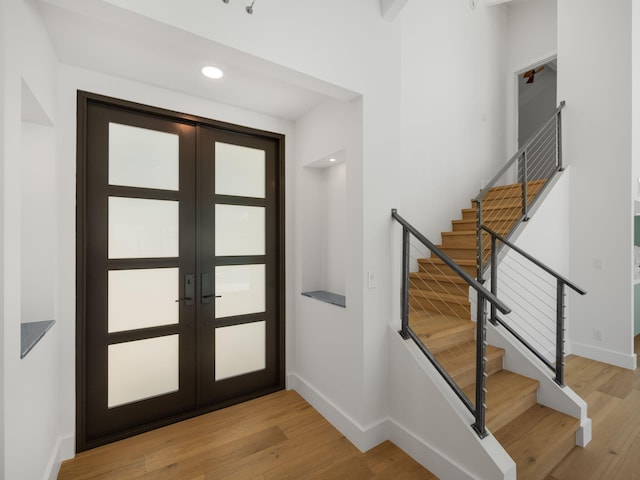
[21,320,56,359]
[301,290,346,308]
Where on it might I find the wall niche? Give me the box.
[301,150,347,307]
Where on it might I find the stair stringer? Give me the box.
[486,323,592,447]
[387,324,516,480]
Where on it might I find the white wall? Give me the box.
[94,0,403,442]
[558,0,636,369]
[633,0,640,338]
[292,97,370,445]
[0,0,7,474]
[1,1,64,479]
[505,0,557,155]
[400,0,509,242]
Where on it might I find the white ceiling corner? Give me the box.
[36,0,356,121]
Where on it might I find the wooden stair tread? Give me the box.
[408,288,469,304]
[462,205,524,214]
[434,341,504,377]
[418,257,475,267]
[464,370,539,432]
[409,312,474,340]
[481,180,546,199]
[409,272,468,283]
[494,404,579,480]
[410,272,471,297]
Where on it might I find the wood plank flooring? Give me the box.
[546,335,640,480]
[59,336,640,480]
[58,390,437,480]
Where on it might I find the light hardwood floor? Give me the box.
[59,336,640,480]
[58,390,437,479]
[546,334,640,480]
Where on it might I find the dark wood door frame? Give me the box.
[76,91,286,452]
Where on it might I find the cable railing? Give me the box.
[392,209,511,438]
[482,226,586,386]
[474,101,566,282]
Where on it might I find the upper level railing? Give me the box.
[391,209,510,438]
[472,101,586,386]
[474,101,566,282]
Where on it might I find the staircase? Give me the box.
[408,180,579,480]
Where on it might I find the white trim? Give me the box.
[286,374,388,452]
[387,421,499,480]
[512,50,557,153]
[576,417,592,448]
[569,340,638,370]
[43,434,74,480]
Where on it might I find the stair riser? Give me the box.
[489,390,538,433]
[441,233,494,249]
[482,182,544,201]
[476,193,539,210]
[409,277,469,296]
[451,220,515,233]
[432,247,482,261]
[452,355,504,389]
[462,206,523,220]
[409,295,470,318]
[419,327,475,354]
[418,261,476,278]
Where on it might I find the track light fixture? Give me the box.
[221,0,256,15]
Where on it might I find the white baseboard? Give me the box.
[43,434,74,480]
[287,373,388,452]
[387,420,492,480]
[570,341,637,370]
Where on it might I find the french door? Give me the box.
[76,93,285,451]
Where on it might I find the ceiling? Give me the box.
[37,0,357,121]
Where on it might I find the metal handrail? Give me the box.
[482,225,586,386]
[481,226,586,295]
[392,209,511,438]
[474,101,566,203]
[392,210,510,314]
[476,101,566,282]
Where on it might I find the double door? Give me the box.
[77,94,284,450]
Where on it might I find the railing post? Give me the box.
[555,279,566,386]
[521,150,529,221]
[473,292,488,438]
[476,200,484,283]
[557,100,565,171]
[399,226,410,339]
[489,234,498,325]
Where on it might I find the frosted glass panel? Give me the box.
[215,142,265,198]
[109,197,179,258]
[108,268,179,333]
[215,204,265,256]
[215,264,265,319]
[108,335,179,408]
[109,123,179,190]
[215,321,266,381]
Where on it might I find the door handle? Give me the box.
[201,274,223,303]
[175,274,195,306]
[202,273,213,304]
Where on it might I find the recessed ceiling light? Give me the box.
[201,66,224,79]
[329,158,337,163]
